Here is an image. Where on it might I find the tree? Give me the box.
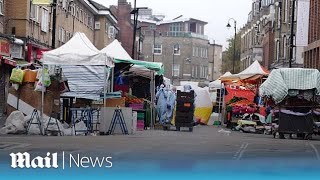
[221,33,241,74]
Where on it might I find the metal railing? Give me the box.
[142,30,208,40]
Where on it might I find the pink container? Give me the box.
[129,103,144,110]
[137,120,145,131]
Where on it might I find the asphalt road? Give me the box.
[1,126,320,179]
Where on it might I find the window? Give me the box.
[59,27,65,43]
[169,23,184,36]
[153,44,162,55]
[30,2,35,19]
[0,0,3,15]
[195,47,199,57]
[41,8,49,33]
[283,36,287,59]
[76,7,79,19]
[88,16,93,28]
[193,47,196,57]
[80,10,83,22]
[95,21,100,30]
[275,39,280,62]
[62,0,67,9]
[11,44,23,59]
[173,44,180,55]
[284,0,288,23]
[108,26,115,37]
[172,64,180,77]
[191,66,195,77]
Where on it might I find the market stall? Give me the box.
[42,32,114,134]
[221,60,269,129]
[260,68,320,139]
[100,39,164,130]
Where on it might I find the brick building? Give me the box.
[241,0,309,70]
[0,0,118,117]
[110,0,134,57]
[304,0,320,69]
[208,43,222,81]
[137,15,211,85]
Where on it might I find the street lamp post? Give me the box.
[226,18,237,74]
[289,0,296,68]
[172,44,180,84]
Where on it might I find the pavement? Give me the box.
[1,126,320,178]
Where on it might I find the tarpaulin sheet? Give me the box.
[61,66,106,100]
[225,87,255,104]
[259,68,320,103]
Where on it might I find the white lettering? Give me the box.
[44,153,51,168]
[80,157,90,168]
[31,156,44,168]
[105,157,113,168]
[10,152,30,168]
[69,154,80,167]
[90,157,105,168]
[52,153,58,168]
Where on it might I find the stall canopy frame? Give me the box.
[41,32,114,120]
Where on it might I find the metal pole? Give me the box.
[233,21,236,74]
[153,30,155,62]
[132,0,137,59]
[289,0,296,68]
[278,2,282,64]
[51,0,57,49]
[172,51,174,84]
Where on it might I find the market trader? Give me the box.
[166,86,177,124]
[156,84,168,125]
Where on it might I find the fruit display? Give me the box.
[124,93,144,104]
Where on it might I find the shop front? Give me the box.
[0,38,12,116]
[27,42,50,63]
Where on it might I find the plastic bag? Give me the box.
[0,111,26,134]
[36,69,42,80]
[10,68,25,84]
[34,80,46,92]
[43,69,51,87]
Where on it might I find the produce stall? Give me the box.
[260,68,320,140]
[221,60,269,129]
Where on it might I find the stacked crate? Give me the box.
[129,103,145,131]
[136,112,145,131]
[175,90,195,129]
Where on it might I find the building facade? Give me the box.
[241,0,309,70]
[110,0,134,57]
[208,43,222,81]
[0,0,117,117]
[304,0,320,69]
[138,15,211,85]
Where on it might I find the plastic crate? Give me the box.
[137,120,145,131]
[137,112,145,120]
[129,103,144,110]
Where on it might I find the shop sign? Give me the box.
[3,58,17,67]
[32,0,52,5]
[0,39,11,56]
[36,49,49,60]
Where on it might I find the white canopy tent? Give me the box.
[220,60,269,81]
[43,32,114,66]
[41,32,114,118]
[100,39,133,61]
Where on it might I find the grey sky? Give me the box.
[94,0,252,50]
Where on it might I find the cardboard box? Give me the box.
[104,98,125,107]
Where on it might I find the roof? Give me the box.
[43,32,114,66]
[221,61,269,81]
[137,16,208,25]
[89,0,109,10]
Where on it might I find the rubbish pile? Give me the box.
[0,111,87,136]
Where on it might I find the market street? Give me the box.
[1,126,320,162]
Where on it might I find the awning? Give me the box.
[115,58,164,75]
